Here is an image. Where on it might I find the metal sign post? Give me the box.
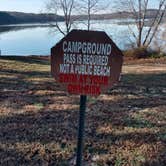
[76,95,87,166]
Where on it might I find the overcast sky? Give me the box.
[0,0,160,13]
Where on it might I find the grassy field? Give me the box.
[0,56,166,166]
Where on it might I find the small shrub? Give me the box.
[124,47,166,59]
[124,47,149,59]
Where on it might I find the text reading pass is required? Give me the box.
[60,41,112,76]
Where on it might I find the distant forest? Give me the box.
[0,10,165,25]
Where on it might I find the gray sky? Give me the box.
[0,0,161,13]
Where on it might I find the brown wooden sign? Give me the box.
[51,29,123,96]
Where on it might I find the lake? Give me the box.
[0,20,165,55]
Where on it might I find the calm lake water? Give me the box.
[0,19,164,55]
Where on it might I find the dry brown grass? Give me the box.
[0,56,166,166]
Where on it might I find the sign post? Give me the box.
[51,29,123,166]
[76,95,87,166]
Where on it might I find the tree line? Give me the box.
[46,0,166,49]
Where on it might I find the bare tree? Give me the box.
[77,0,110,30]
[46,0,110,34]
[46,0,75,36]
[152,23,166,53]
[115,0,166,48]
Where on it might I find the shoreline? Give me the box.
[1,55,166,65]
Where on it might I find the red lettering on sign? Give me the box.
[89,75,108,85]
[68,84,100,95]
[59,74,109,85]
[59,74,77,83]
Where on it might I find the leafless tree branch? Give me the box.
[114,0,166,48]
[46,0,75,36]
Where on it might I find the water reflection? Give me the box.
[0,24,57,34]
[0,20,165,55]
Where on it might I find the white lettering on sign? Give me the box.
[60,64,70,73]
[82,55,108,66]
[60,41,112,77]
[62,41,112,55]
[75,65,93,75]
[94,66,110,76]
[64,54,76,64]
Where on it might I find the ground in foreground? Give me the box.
[0,56,166,166]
